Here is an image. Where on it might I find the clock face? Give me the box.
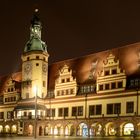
[42,63,47,73]
[24,63,32,74]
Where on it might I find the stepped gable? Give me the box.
[48,42,140,89]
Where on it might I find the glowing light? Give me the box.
[35,9,38,13]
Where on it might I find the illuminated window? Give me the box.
[126,102,134,113]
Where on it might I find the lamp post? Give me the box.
[34,86,38,139]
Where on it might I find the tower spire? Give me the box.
[30,8,42,39]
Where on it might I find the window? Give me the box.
[58,108,63,117]
[118,81,123,88]
[64,108,68,117]
[105,70,110,76]
[114,103,121,114]
[111,82,116,89]
[96,105,102,115]
[0,112,4,119]
[43,81,46,87]
[72,107,77,116]
[36,63,39,66]
[26,93,29,98]
[27,57,30,61]
[36,56,39,59]
[61,79,65,83]
[66,78,70,82]
[70,89,74,94]
[89,105,95,116]
[99,85,103,91]
[7,111,13,119]
[57,91,60,96]
[107,104,113,114]
[112,69,117,74]
[107,103,121,115]
[105,84,109,90]
[126,102,134,113]
[66,89,69,95]
[24,112,27,117]
[52,109,55,117]
[78,106,83,116]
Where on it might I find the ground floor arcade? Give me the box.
[0,117,140,137]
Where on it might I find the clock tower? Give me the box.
[21,10,49,99]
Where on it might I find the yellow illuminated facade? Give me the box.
[0,12,140,138]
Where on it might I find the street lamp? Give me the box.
[33,86,38,139]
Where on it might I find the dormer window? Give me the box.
[112,69,117,74]
[67,78,70,82]
[105,70,109,76]
[61,79,65,83]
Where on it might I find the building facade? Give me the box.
[0,12,140,137]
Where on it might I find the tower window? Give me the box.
[112,69,117,74]
[36,56,39,59]
[27,57,30,61]
[105,70,109,76]
[36,63,39,66]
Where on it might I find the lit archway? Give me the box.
[0,125,3,133]
[106,122,116,136]
[54,124,63,136]
[28,124,33,136]
[65,124,74,136]
[90,123,102,136]
[11,125,17,133]
[5,125,10,133]
[77,123,88,136]
[123,123,134,135]
[44,124,51,135]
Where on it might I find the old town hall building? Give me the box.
[0,11,140,137]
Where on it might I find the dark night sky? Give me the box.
[1,0,140,75]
